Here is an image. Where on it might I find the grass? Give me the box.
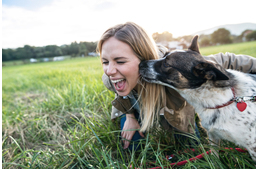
[200,41,256,58]
[2,42,256,168]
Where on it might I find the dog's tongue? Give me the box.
[117,80,125,89]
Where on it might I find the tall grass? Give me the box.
[2,42,256,168]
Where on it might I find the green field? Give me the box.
[2,42,256,168]
[200,41,256,58]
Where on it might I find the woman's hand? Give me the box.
[121,114,144,149]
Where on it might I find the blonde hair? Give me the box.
[97,22,166,132]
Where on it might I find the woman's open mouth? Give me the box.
[111,79,126,91]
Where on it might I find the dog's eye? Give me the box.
[163,62,170,68]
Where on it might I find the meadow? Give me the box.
[2,41,256,168]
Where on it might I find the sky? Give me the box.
[2,0,257,49]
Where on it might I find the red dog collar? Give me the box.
[206,88,255,112]
[207,87,236,109]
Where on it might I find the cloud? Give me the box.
[2,0,119,48]
[94,1,116,11]
[2,0,54,11]
[2,0,257,49]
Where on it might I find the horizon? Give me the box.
[2,0,257,49]
[2,22,256,50]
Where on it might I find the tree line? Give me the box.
[2,28,256,62]
[2,41,97,62]
[152,28,256,47]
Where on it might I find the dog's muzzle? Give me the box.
[139,60,160,82]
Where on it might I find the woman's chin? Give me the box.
[116,90,130,96]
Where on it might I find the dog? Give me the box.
[139,35,256,160]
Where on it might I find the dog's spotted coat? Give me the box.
[139,36,256,160]
[179,69,256,160]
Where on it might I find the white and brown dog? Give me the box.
[139,35,256,160]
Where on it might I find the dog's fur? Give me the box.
[139,35,256,160]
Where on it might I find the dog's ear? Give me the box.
[188,35,200,54]
[193,62,229,81]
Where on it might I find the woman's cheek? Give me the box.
[102,66,107,74]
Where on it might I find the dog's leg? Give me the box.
[246,143,256,161]
[208,132,220,159]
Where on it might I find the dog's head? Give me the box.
[139,35,229,89]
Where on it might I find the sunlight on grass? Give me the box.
[2,41,256,168]
[200,41,256,57]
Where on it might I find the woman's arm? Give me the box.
[204,52,256,73]
[121,114,144,149]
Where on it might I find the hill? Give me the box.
[192,22,256,36]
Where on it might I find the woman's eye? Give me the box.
[117,61,125,64]
[102,61,108,65]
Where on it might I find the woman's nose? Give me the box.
[106,63,117,75]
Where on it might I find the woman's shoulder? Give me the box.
[164,87,186,111]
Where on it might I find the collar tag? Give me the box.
[236,101,247,112]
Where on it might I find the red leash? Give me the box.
[132,147,247,169]
[147,150,211,169]
[223,147,247,153]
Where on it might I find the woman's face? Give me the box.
[101,37,141,96]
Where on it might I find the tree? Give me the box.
[78,42,88,56]
[85,42,97,53]
[200,37,211,47]
[2,49,13,61]
[13,48,26,60]
[173,35,194,43]
[60,45,70,55]
[54,48,63,56]
[34,47,45,58]
[152,31,173,42]
[45,45,59,57]
[198,34,211,47]
[211,28,232,45]
[69,42,80,56]
[24,45,34,59]
[2,40,98,62]
[246,30,256,41]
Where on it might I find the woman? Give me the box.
[97,22,256,150]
